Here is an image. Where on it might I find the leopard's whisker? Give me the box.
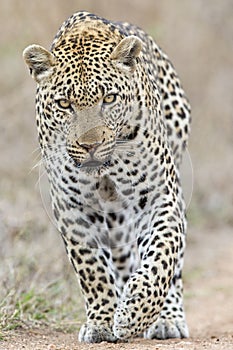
[31,158,44,171]
[115,140,140,146]
[35,167,47,188]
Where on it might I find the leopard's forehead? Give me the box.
[51,11,126,48]
[49,20,125,108]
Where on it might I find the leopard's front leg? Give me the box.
[113,204,185,339]
[64,238,119,343]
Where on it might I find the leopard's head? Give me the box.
[23,18,143,172]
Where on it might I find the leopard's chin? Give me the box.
[74,159,112,177]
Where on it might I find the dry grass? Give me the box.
[0,0,232,336]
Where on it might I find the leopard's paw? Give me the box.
[113,293,160,339]
[113,300,136,339]
[113,273,161,339]
[144,317,189,339]
[78,322,117,343]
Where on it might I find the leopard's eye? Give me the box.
[103,94,118,105]
[56,99,72,109]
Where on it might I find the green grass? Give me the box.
[0,279,85,335]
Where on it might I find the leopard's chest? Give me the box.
[48,159,157,245]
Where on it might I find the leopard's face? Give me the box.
[27,23,143,174]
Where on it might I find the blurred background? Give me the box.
[0,0,232,335]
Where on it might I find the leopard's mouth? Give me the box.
[73,158,112,173]
[82,160,103,168]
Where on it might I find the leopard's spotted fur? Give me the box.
[23,11,191,343]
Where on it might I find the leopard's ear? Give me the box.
[23,45,55,83]
[110,35,142,73]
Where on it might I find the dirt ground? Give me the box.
[1,332,232,350]
[1,227,232,350]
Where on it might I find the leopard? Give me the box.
[23,11,191,343]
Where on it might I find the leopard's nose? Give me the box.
[78,141,101,154]
[76,126,107,155]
